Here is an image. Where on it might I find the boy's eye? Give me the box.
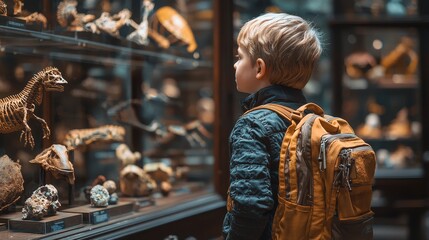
[235,55,240,60]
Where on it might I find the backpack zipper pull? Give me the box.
[318,138,327,170]
[340,149,353,191]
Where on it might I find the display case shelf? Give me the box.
[0,23,210,69]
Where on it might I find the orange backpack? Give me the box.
[247,103,376,240]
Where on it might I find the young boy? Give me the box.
[222,13,322,239]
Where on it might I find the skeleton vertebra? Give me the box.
[63,125,125,150]
[30,144,75,185]
[0,67,67,149]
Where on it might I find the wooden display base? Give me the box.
[8,212,82,234]
[62,201,134,224]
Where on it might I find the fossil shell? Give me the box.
[119,164,156,197]
[0,155,24,211]
[30,144,75,185]
[22,184,61,220]
[90,185,109,207]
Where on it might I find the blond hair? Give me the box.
[237,13,322,89]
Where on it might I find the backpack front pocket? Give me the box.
[272,195,312,240]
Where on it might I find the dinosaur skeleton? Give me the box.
[63,125,126,150]
[0,67,67,149]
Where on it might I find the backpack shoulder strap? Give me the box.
[244,103,294,122]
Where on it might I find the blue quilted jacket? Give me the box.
[223,84,307,240]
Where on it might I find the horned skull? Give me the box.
[30,144,75,185]
[42,67,67,92]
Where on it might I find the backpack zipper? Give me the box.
[318,133,357,171]
[334,145,373,191]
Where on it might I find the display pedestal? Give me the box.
[0,212,20,225]
[62,201,134,224]
[8,212,82,234]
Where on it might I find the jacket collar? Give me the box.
[241,84,307,112]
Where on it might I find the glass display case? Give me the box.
[330,0,429,238]
[0,0,227,238]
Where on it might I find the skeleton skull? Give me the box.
[42,67,67,92]
[30,144,75,185]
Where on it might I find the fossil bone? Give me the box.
[0,155,24,212]
[12,0,47,28]
[85,9,131,37]
[0,0,6,16]
[30,144,75,185]
[115,143,141,166]
[149,6,197,53]
[17,12,48,28]
[22,184,61,220]
[119,164,156,197]
[57,0,95,31]
[126,0,154,45]
[0,67,67,149]
[13,0,23,15]
[63,125,126,150]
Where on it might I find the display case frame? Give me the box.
[330,0,429,238]
[0,0,235,238]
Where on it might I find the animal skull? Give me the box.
[42,67,68,92]
[30,144,75,185]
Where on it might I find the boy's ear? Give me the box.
[255,58,266,80]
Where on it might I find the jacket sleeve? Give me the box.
[223,114,274,240]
